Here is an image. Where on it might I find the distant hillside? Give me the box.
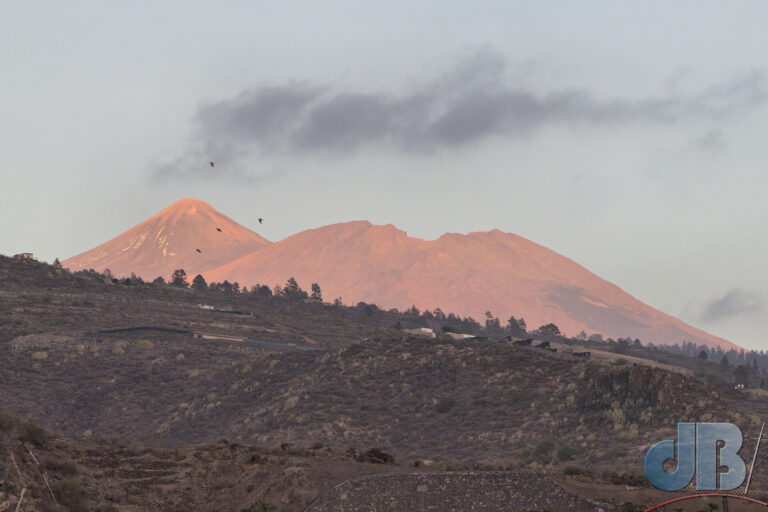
[63,198,737,350]
[63,198,269,281]
[207,220,737,350]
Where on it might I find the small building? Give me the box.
[404,327,436,338]
[13,253,34,261]
[443,332,475,341]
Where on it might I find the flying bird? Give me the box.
[216,227,222,232]
[258,218,263,224]
[196,249,201,253]
[209,161,215,168]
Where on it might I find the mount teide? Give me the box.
[65,198,737,350]
[63,198,269,280]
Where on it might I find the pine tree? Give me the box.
[283,277,307,300]
[507,316,527,337]
[171,269,188,288]
[191,274,207,291]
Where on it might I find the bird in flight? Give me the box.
[216,227,222,232]
[209,161,215,168]
[258,218,263,224]
[196,249,202,253]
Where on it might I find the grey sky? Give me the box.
[2,1,768,349]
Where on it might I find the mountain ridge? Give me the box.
[64,198,737,350]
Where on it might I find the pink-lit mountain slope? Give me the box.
[63,198,269,281]
[65,199,737,349]
[206,220,737,350]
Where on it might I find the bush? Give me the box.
[534,440,554,456]
[18,420,49,448]
[241,499,277,512]
[435,398,456,414]
[0,412,17,432]
[563,464,587,475]
[135,339,154,351]
[52,478,87,512]
[555,445,577,462]
[42,457,79,476]
[347,447,395,465]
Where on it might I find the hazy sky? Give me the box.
[2,2,768,349]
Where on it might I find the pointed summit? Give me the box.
[63,198,270,281]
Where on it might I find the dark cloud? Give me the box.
[702,288,764,322]
[153,50,767,179]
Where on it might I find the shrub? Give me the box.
[0,412,17,432]
[435,398,456,414]
[555,445,577,462]
[18,420,49,448]
[135,339,154,351]
[42,457,79,476]
[241,499,277,511]
[563,464,586,475]
[31,351,48,360]
[52,478,87,512]
[534,440,554,456]
[348,447,395,465]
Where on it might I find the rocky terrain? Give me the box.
[3,255,768,511]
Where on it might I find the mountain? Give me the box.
[206,220,737,350]
[63,198,269,281]
[64,199,736,349]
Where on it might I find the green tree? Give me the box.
[191,274,207,291]
[507,316,527,337]
[698,350,708,361]
[283,277,307,300]
[735,364,750,386]
[311,282,323,301]
[484,311,501,332]
[538,323,561,339]
[170,269,188,288]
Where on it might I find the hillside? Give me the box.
[4,256,768,510]
[206,220,736,349]
[63,199,737,350]
[0,411,400,512]
[63,198,269,281]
